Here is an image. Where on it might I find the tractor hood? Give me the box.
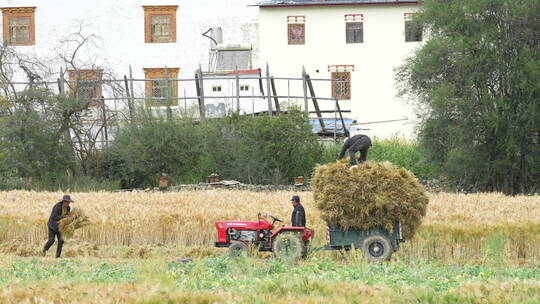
[216,220,273,230]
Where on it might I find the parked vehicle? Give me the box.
[215,213,313,259]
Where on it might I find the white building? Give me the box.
[257,0,423,138]
[0,0,260,115]
[202,70,268,117]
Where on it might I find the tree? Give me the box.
[218,110,322,184]
[397,0,540,194]
[0,90,76,189]
[0,22,129,188]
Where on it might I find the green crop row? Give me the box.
[0,255,538,303]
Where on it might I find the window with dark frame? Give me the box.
[346,23,363,43]
[345,14,363,44]
[287,16,305,45]
[404,13,423,42]
[143,6,177,43]
[212,86,222,92]
[240,85,249,91]
[1,7,36,46]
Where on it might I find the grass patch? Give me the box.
[1,259,135,284]
[0,255,538,303]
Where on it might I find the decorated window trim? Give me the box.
[287,15,305,45]
[143,5,178,43]
[143,68,180,106]
[67,69,103,106]
[1,7,36,46]
[345,14,364,44]
[329,65,354,101]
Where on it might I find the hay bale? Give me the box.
[311,160,428,239]
[58,208,90,239]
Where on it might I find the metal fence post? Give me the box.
[235,66,240,113]
[302,66,308,112]
[129,65,135,110]
[124,75,134,122]
[287,79,290,108]
[101,95,109,148]
[334,98,338,144]
[164,67,172,119]
[266,63,273,116]
[198,65,206,120]
[58,67,65,94]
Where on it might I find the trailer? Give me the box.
[325,221,404,262]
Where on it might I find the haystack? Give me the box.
[58,208,90,239]
[311,160,428,239]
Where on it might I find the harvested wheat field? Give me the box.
[0,190,539,304]
[0,190,539,262]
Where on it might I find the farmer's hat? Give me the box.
[61,195,75,203]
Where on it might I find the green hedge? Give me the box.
[100,109,324,188]
[322,136,435,180]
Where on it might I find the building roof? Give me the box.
[256,0,419,7]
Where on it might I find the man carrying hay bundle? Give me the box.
[42,195,74,258]
[337,134,372,165]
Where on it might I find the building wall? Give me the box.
[202,76,263,117]
[259,4,423,138]
[0,0,259,101]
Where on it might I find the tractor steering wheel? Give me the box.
[269,215,283,225]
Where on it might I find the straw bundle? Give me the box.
[0,239,39,257]
[58,208,90,239]
[311,160,428,239]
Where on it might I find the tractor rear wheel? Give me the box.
[228,241,250,258]
[361,233,392,262]
[272,232,305,260]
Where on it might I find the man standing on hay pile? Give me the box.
[291,195,306,227]
[337,134,372,165]
[42,195,73,258]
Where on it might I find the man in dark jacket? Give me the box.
[337,134,372,165]
[42,195,74,258]
[290,195,306,227]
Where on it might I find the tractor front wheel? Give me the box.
[361,233,392,262]
[272,232,305,260]
[228,241,250,258]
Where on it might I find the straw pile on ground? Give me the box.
[58,208,90,239]
[311,160,428,239]
[0,239,39,257]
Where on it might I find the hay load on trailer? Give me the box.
[311,160,428,240]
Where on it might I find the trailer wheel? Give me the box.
[272,232,305,260]
[361,233,392,262]
[228,241,250,258]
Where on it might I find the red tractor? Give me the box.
[215,213,314,259]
